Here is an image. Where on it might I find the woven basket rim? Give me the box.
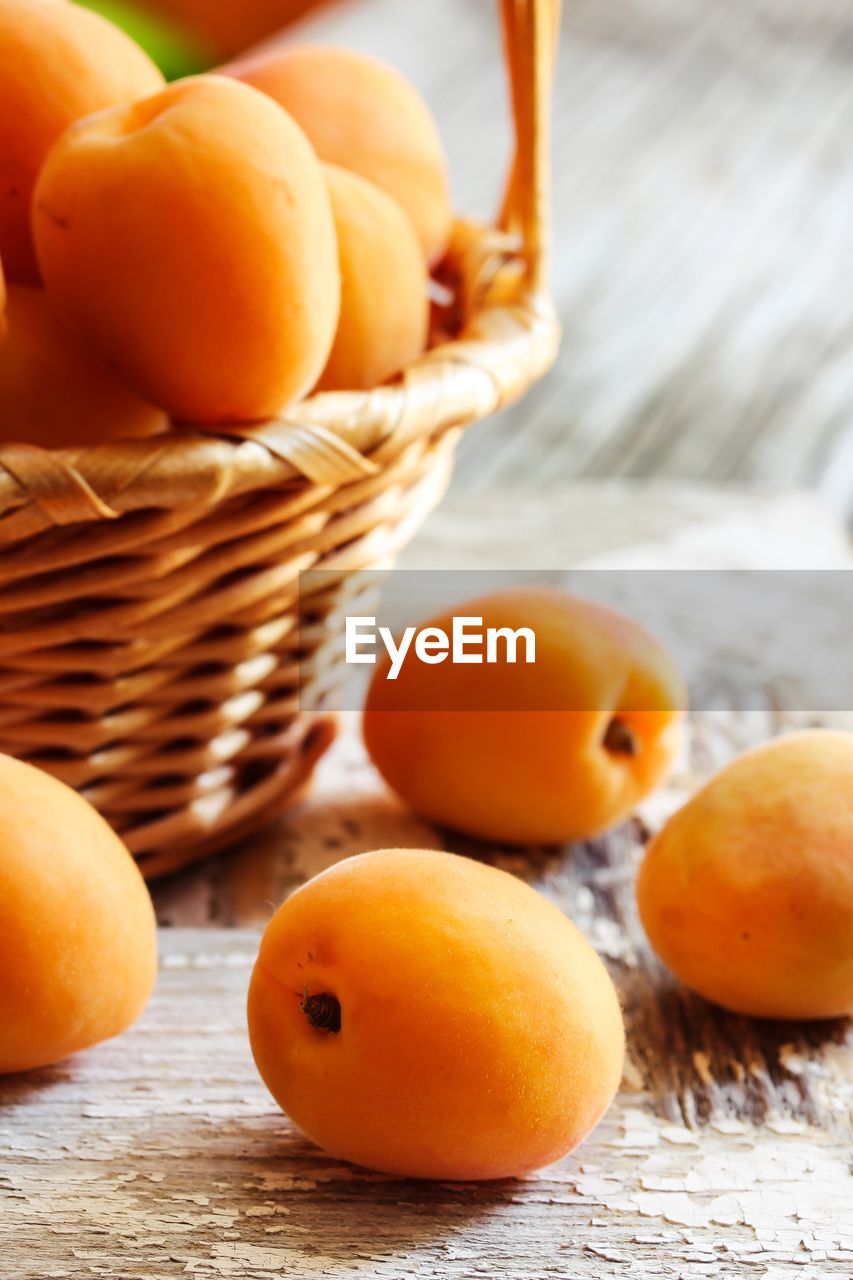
[0,221,560,533]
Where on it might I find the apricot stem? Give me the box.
[302,991,341,1034]
[604,718,640,758]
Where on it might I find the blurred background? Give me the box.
[76,0,853,518]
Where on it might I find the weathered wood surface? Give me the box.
[296,0,853,512]
[399,483,853,571]
[3,488,852,1277]
[4,748,852,1279]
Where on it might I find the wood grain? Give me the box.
[4,760,851,1279]
[296,0,853,512]
[4,487,850,1277]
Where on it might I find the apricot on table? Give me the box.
[0,0,164,284]
[0,285,167,447]
[224,45,452,264]
[637,730,853,1020]
[0,753,157,1074]
[318,165,429,392]
[33,74,340,423]
[363,588,685,845]
[248,847,624,1180]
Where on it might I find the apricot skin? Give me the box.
[637,731,853,1019]
[319,165,429,392]
[248,848,624,1180]
[363,588,685,845]
[149,0,316,58]
[0,754,157,1075]
[33,75,340,423]
[225,45,452,264]
[0,0,164,284]
[0,286,166,447]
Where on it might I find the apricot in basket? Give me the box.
[33,74,340,422]
[0,285,166,447]
[319,165,429,393]
[224,44,452,264]
[0,0,164,284]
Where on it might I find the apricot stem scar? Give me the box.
[301,990,342,1034]
[604,718,640,757]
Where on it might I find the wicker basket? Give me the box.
[0,0,560,879]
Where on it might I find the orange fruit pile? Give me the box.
[0,0,450,445]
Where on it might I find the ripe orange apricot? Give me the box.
[0,753,157,1074]
[225,45,452,264]
[318,165,429,392]
[363,588,685,845]
[33,74,340,423]
[637,731,853,1020]
[248,848,624,1179]
[149,0,317,58]
[0,285,167,447]
[0,255,6,346]
[0,0,164,284]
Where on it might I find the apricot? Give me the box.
[0,285,166,447]
[149,0,317,58]
[225,45,452,263]
[248,847,624,1180]
[363,588,685,845]
[318,165,429,392]
[0,255,6,346]
[33,74,340,423]
[637,731,853,1020]
[0,753,157,1074]
[0,0,164,284]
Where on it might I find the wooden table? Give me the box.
[3,488,851,1278]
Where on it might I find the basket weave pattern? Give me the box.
[0,0,560,878]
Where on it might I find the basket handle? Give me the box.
[499,0,559,293]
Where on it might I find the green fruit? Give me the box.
[73,0,213,80]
